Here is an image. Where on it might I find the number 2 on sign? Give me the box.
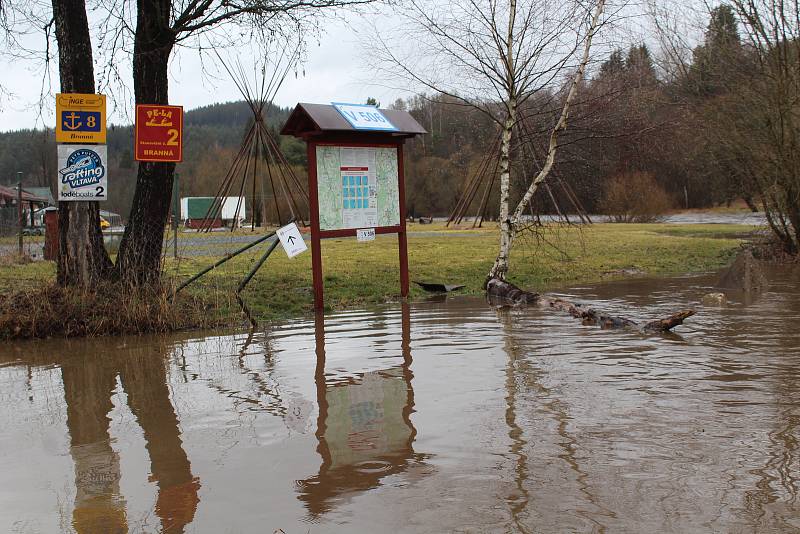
[167,129,179,146]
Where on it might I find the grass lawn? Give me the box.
[0,222,754,327]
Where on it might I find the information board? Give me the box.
[316,146,400,231]
[135,104,183,162]
[57,145,108,201]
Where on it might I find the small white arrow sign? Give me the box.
[276,222,308,258]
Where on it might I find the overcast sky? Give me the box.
[0,2,695,133]
[0,13,403,132]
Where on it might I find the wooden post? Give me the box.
[172,173,179,259]
[307,141,325,311]
[397,144,409,298]
[17,172,23,256]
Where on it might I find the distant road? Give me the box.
[3,210,766,261]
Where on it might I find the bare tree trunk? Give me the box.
[51,0,113,286]
[486,0,605,283]
[486,0,518,284]
[488,105,518,282]
[114,0,176,285]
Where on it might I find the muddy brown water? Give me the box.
[1,267,799,533]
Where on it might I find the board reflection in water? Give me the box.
[53,340,199,533]
[297,305,430,517]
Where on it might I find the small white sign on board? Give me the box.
[356,228,376,242]
[276,222,308,258]
[57,144,108,201]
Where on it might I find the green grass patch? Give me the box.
[0,235,45,245]
[162,222,750,320]
[648,223,763,238]
[0,222,753,335]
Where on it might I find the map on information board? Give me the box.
[316,146,400,230]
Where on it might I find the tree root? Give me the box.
[486,278,695,333]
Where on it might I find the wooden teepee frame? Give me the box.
[200,47,309,232]
[446,116,591,228]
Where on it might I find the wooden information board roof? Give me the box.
[280,103,427,139]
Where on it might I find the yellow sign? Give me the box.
[55,93,107,143]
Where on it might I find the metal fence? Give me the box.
[0,197,47,262]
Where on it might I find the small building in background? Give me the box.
[180,197,246,229]
[0,185,49,234]
[23,187,55,207]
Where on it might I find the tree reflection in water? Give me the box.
[296,303,429,517]
[60,341,200,533]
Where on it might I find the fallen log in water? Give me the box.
[485,278,540,305]
[486,278,695,333]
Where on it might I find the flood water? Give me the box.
[1,267,799,533]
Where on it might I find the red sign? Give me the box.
[135,104,183,162]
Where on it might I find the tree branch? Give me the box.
[510,0,606,224]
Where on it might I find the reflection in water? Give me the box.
[497,307,617,533]
[497,308,533,534]
[33,341,198,533]
[297,305,426,517]
[742,376,800,531]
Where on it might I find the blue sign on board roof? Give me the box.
[332,103,398,132]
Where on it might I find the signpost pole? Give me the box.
[172,173,180,259]
[307,141,325,311]
[397,145,409,298]
[17,172,23,256]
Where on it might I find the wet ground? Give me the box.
[1,266,799,533]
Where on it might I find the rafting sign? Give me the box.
[55,93,107,144]
[57,145,108,201]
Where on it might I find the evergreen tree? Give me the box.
[598,49,624,80]
[690,4,741,95]
[625,45,658,88]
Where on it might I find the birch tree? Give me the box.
[493,1,605,281]
[374,0,608,283]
